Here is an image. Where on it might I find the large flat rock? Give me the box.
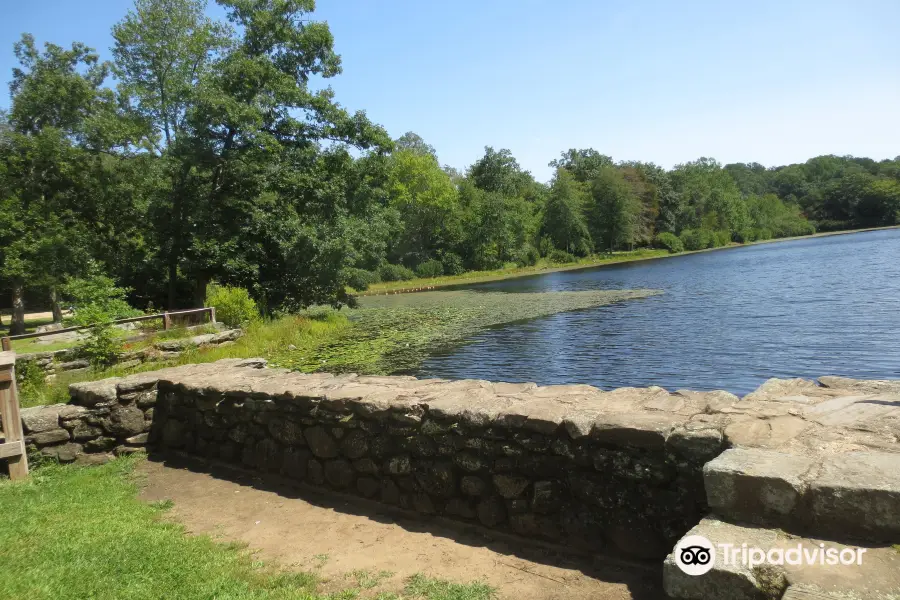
[664,517,900,600]
[704,447,900,542]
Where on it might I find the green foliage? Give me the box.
[543,168,591,256]
[377,263,416,282]
[343,268,380,292]
[205,283,259,328]
[655,232,684,253]
[679,229,711,251]
[0,0,889,322]
[15,359,46,397]
[62,272,140,325]
[587,167,641,252]
[80,322,123,369]
[440,252,465,276]
[547,249,577,264]
[415,259,444,279]
[514,245,540,267]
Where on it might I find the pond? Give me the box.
[416,229,900,396]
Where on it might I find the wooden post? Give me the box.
[163,312,171,331]
[0,351,29,481]
[0,337,10,352]
[209,306,216,324]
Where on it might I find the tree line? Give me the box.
[2,0,899,335]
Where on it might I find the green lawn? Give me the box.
[360,249,670,296]
[0,457,494,600]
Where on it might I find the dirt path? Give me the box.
[137,457,663,600]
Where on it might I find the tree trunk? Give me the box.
[49,286,63,323]
[193,274,209,308]
[10,280,26,336]
[167,257,178,310]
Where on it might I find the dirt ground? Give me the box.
[137,456,664,600]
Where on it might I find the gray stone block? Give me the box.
[807,451,900,541]
[704,448,814,526]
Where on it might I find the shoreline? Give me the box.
[360,224,900,296]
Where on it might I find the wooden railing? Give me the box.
[0,351,28,480]
[0,307,216,351]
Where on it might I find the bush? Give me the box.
[712,230,732,247]
[679,229,705,251]
[63,273,141,325]
[655,232,684,253]
[16,359,46,396]
[343,268,380,291]
[377,263,416,282]
[440,252,465,276]
[415,259,444,279]
[514,245,540,267]
[548,249,577,264]
[205,283,259,328]
[80,323,122,369]
[733,229,756,243]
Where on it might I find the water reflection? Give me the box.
[418,229,900,395]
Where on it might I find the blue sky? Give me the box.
[2,0,899,181]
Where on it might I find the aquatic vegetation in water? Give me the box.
[273,289,660,375]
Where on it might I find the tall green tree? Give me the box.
[386,148,461,265]
[113,0,390,310]
[1,35,125,332]
[543,168,591,255]
[587,167,641,252]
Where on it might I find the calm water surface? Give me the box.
[417,229,900,395]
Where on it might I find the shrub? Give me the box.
[712,230,732,247]
[16,359,46,396]
[655,232,684,253]
[343,268,380,291]
[548,249,577,264]
[514,245,540,267]
[80,323,122,369]
[63,273,141,325]
[679,229,704,251]
[733,229,756,243]
[440,252,465,276]
[377,263,416,282]
[415,259,444,279]
[205,283,259,328]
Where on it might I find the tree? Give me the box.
[113,0,391,310]
[550,148,613,183]
[587,167,641,252]
[386,148,461,265]
[543,168,591,255]
[112,0,229,307]
[394,131,435,157]
[1,35,120,332]
[469,147,531,197]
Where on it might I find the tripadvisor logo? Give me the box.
[673,535,868,576]
[674,535,716,576]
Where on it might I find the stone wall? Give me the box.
[8,359,899,573]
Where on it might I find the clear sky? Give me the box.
[2,0,899,181]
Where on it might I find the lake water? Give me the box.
[417,229,900,396]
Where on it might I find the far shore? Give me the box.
[360,224,900,296]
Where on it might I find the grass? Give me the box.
[0,457,494,600]
[9,320,219,354]
[361,249,669,295]
[17,312,352,408]
[18,288,660,407]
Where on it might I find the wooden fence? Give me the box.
[0,307,216,352]
[0,351,28,480]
